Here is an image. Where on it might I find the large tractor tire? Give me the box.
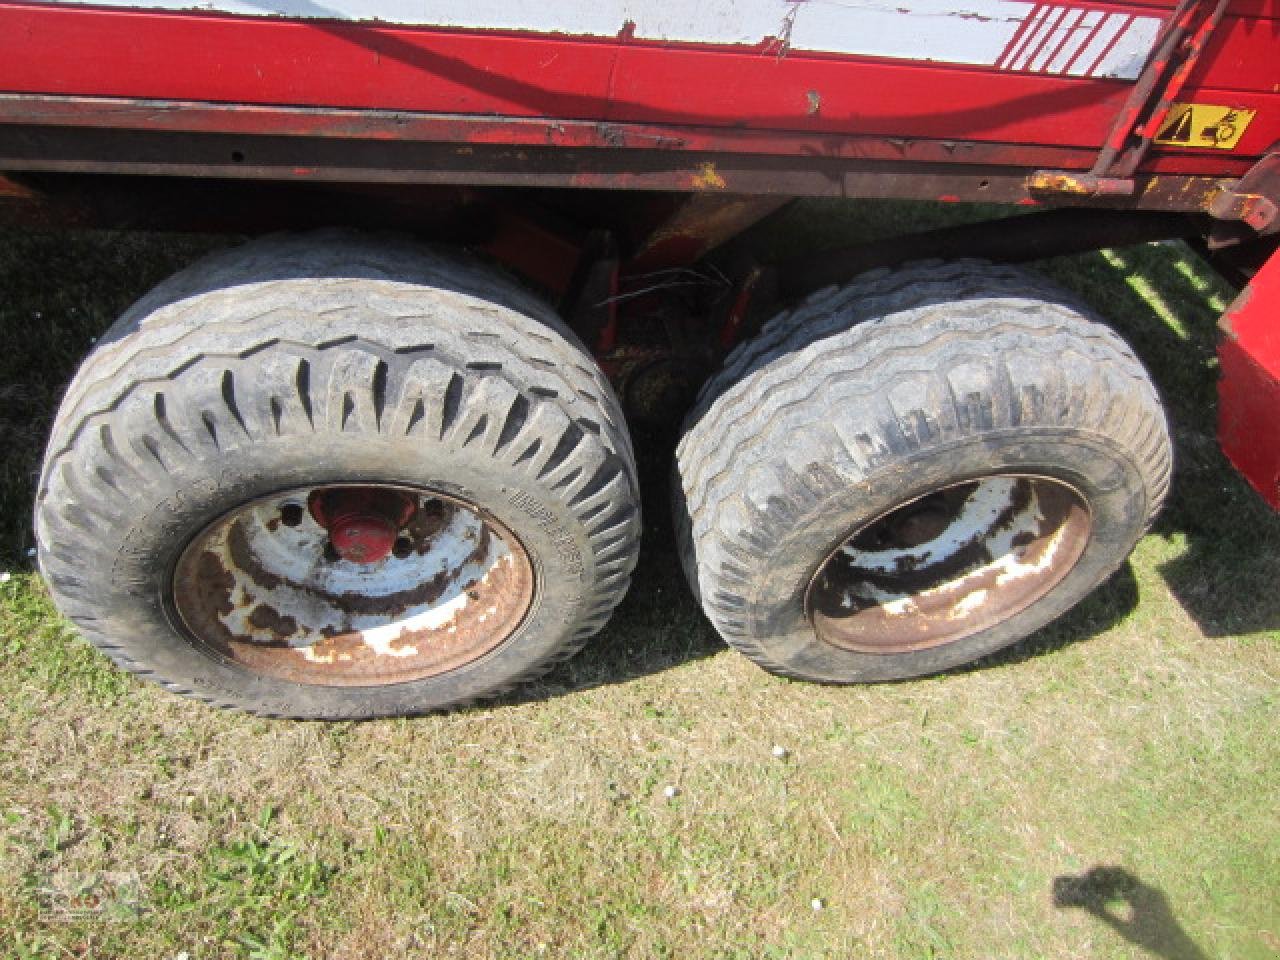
[36,232,640,718]
[675,261,1170,683]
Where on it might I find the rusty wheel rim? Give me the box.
[172,485,535,686]
[805,475,1092,655]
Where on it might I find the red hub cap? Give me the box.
[307,487,417,564]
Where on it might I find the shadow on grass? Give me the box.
[1049,244,1280,640]
[0,228,234,565]
[1052,866,1211,960]
[506,426,728,705]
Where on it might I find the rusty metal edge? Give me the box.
[0,124,1237,210]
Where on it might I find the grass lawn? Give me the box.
[1,202,1277,959]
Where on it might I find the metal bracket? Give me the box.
[1206,150,1280,248]
[1025,171,1136,198]
[1208,152,1280,233]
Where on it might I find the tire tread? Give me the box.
[37,231,641,718]
[674,260,1170,682]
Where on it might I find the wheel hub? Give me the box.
[171,484,535,686]
[805,475,1092,655]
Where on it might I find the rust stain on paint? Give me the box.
[691,162,727,190]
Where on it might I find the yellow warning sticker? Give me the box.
[1154,103,1255,149]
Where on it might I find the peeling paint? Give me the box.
[172,486,534,686]
[810,475,1092,654]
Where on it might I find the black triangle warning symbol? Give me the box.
[1158,108,1194,143]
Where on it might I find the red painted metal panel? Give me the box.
[0,2,1276,167]
[0,1,1267,154]
[0,5,622,116]
[604,43,1129,146]
[1216,0,1280,16]
[1188,13,1280,92]
[1218,246,1280,510]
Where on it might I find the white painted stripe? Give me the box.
[1013,5,1068,70]
[1029,8,1079,71]
[1042,7,1089,71]
[36,0,1165,80]
[788,0,1029,70]
[999,3,1050,70]
[1045,8,1102,74]
[1085,13,1159,77]
[1072,11,1133,75]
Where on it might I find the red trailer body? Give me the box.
[0,0,1271,159]
[2,0,1278,716]
[0,0,1276,192]
[13,0,1276,491]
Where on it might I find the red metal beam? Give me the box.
[0,94,1261,179]
[3,93,1259,180]
[0,121,1241,212]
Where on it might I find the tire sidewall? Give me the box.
[736,428,1149,681]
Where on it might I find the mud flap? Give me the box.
[1219,247,1280,509]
